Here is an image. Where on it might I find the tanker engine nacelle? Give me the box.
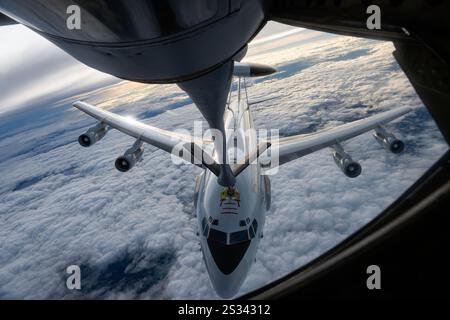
[115,139,144,172]
[373,126,405,154]
[78,122,108,147]
[331,143,362,178]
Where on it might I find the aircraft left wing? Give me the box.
[266,106,413,167]
[73,101,219,174]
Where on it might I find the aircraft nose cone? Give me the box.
[213,279,242,299]
[205,239,253,298]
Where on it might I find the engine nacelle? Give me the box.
[373,127,404,154]
[233,62,277,78]
[331,144,362,178]
[115,140,144,172]
[78,123,107,147]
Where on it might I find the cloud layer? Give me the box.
[0,28,448,299]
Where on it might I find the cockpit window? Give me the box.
[249,225,255,238]
[230,230,250,244]
[249,219,258,239]
[208,228,227,244]
[252,219,258,234]
[206,218,258,244]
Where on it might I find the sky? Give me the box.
[0,21,295,116]
[0,24,117,116]
[0,22,448,299]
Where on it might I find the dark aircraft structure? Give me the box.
[1,1,449,299]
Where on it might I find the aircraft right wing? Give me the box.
[266,106,413,167]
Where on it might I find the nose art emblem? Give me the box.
[219,186,240,214]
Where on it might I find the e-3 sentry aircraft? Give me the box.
[1,0,445,298]
[72,62,411,297]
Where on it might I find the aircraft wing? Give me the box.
[268,107,413,167]
[73,101,219,173]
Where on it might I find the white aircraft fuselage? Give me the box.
[194,81,270,298]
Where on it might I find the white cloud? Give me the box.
[0,27,448,299]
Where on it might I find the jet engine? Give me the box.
[115,140,144,172]
[373,126,405,154]
[78,123,108,147]
[331,144,362,178]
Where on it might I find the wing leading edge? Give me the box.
[74,101,413,176]
[73,101,217,172]
[266,107,413,167]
